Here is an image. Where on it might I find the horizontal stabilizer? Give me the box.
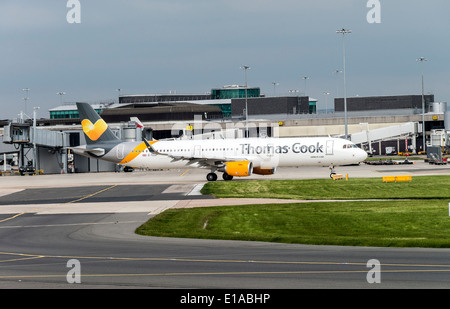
[69,146,105,157]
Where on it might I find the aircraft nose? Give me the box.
[358,148,368,162]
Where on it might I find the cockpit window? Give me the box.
[343,144,358,149]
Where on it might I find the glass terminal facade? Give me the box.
[211,86,260,100]
[50,108,101,119]
[49,86,261,120]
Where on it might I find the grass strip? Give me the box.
[136,176,450,248]
[200,176,450,200]
[136,200,450,248]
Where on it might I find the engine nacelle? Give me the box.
[252,167,276,175]
[223,161,253,177]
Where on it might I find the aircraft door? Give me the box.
[326,140,334,155]
[117,144,125,160]
[267,143,274,157]
[193,145,202,157]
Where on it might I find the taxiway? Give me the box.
[0,162,450,289]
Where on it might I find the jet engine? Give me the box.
[223,161,253,177]
[252,167,276,175]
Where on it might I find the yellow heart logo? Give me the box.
[81,119,108,141]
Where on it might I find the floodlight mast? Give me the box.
[240,65,250,138]
[336,28,351,140]
[416,57,427,153]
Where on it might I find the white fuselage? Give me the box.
[122,137,367,170]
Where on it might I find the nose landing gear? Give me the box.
[329,165,336,179]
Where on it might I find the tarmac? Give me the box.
[1,161,450,289]
[0,160,448,216]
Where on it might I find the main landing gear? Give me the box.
[206,173,217,181]
[222,173,233,181]
[206,172,234,181]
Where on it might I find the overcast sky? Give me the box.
[1,0,449,119]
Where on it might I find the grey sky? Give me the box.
[1,1,449,119]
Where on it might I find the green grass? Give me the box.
[200,176,450,200]
[136,176,450,248]
[136,200,450,247]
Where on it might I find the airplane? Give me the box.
[71,102,367,181]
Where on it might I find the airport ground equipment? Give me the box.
[382,175,412,183]
[19,161,36,176]
[427,146,447,165]
[364,159,413,165]
[332,174,348,181]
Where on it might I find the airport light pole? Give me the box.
[302,76,310,95]
[57,92,66,105]
[417,57,427,152]
[332,69,342,98]
[272,82,279,96]
[336,28,351,140]
[116,88,122,103]
[23,88,30,117]
[240,65,250,138]
[323,92,330,114]
[33,107,40,172]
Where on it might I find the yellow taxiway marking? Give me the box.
[0,185,118,223]
[179,170,190,177]
[0,251,450,281]
[64,185,118,204]
[2,268,450,280]
[0,256,45,263]
[1,251,450,278]
[1,251,450,269]
[0,213,26,223]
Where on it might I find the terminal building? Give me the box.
[1,86,449,175]
[334,94,435,112]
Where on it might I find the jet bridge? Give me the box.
[350,122,419,155]
[2,122,68,174]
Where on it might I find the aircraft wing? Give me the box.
[143,139,249,168]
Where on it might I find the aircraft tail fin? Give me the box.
[76,102,119,145]
[130,117,144,129]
